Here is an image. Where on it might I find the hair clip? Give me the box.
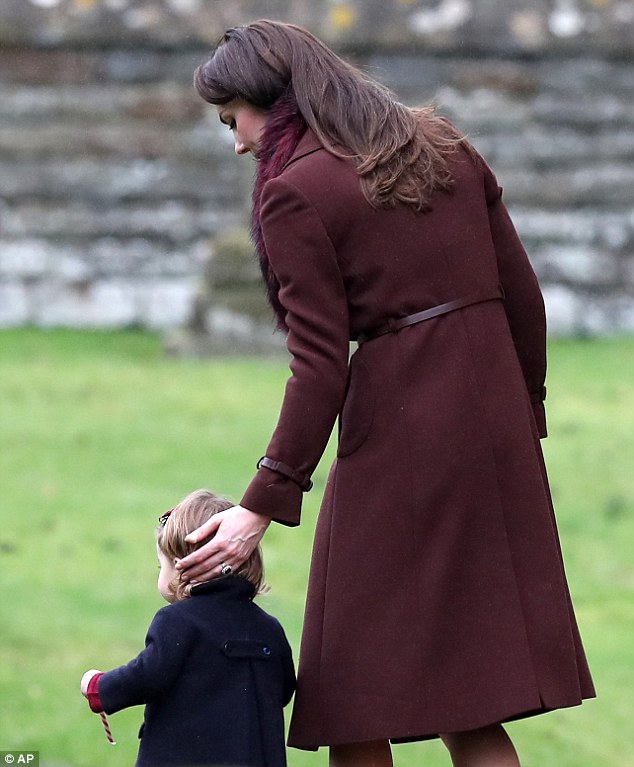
[158,509,173,526]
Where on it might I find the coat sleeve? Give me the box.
[97,607,194,715]
[241,177,350,525]
[483,162,548,438]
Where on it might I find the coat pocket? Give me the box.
[337,356,375,457]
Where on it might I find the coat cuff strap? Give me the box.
[257,456,313,492]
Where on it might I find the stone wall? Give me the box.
[1,0,633,335]
[2,0,633,55]
[0,43,250,330]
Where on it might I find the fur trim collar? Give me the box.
[251,91,307,331]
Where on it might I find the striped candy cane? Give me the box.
[99,711,117,745]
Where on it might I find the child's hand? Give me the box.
[80,669,102,697]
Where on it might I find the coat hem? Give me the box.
[287,693,595,751]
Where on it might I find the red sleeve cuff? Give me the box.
[87,672,105,713]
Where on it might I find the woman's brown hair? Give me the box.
[157,489,266,601]
[194,19,465,210]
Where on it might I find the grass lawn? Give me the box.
[0,329,633,766]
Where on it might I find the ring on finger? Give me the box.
[220,562,233,576]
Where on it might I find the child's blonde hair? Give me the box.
[157,489,266,601]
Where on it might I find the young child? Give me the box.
[80,489,296,767]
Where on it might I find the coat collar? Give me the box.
[281,128,323,171]
[191,575,256,601]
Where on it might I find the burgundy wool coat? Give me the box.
[240,126,595,749]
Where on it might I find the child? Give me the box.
[80,489,296,767]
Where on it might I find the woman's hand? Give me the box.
[175,505,271,583]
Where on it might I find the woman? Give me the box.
[176,20,595,767]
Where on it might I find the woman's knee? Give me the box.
[440,724,520,767]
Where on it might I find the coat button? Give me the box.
[262,646,271,656]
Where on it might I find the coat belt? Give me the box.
[356,286,504,345]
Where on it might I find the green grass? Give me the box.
[0,329,633,766]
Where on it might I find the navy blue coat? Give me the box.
[98,577,295,767]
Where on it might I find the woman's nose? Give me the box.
[234,139,250,155]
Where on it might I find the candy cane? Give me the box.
[99,711,117,745]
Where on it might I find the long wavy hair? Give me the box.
[194,20,465,211]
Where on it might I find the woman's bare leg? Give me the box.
[441,724,520,767]
[329,739,393,767]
